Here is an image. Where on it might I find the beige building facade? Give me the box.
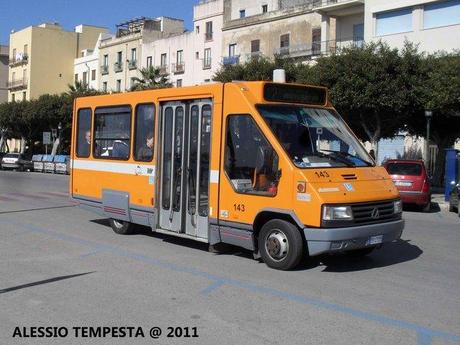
[0,45,8,103]
[8,23,107,102]
[98,17,185,93]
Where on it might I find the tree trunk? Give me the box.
[51,138,60,156]
[20,137,26,154]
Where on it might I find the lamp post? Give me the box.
[57,122,62,154]
[425,110,433,174]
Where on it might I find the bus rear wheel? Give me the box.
[259,219,304,270]
[109,218,135,235]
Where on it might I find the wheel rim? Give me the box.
[113,219,124,228]
[265,229,289,262]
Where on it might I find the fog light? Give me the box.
[330,242,343,250]
[394,200,402,213]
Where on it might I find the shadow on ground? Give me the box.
[403,202,440,213]
[90,218,422,272]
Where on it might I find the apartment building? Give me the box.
[0,45,8,102]
[142,0,224,87]
[365,0,460,52]
[98,17,184,93]
[74,33,111,90]
[8,23,107,102]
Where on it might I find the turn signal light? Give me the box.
[297,181,306,193]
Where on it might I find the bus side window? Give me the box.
[224,115,279,196]
[134,103,155,162]
[76,108,92,158]
[93,106,131,160]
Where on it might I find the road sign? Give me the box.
[43,132,51,145]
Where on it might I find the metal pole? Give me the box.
[426,117,431,174]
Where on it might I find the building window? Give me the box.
[205,21,213,40]
[94,106,131,160]
[203,48,211,69]
[160,53,167,67]
[131,48,137,62]
[251,39,260,53]
[82,71,88,86]
[12,48,16,60]
[224,115,278,196]
[240,9,246,18]
[312,28,321,55]
[280,34,290,55]
[375,8,413,36]
[102,82,107,92]
[146,56,152,68]
[196,25,200,34]
[23,69,27,81]
[76,108,92,158]
[116,79,121,92]
[23,91,26,100]
[176,50,184,65]
[91,69,96,81]
[117,51,122,64]
[11,93,15,102]
[262,4,268,13]
[103,54,109,67]
[196,52,199,59]
[134,103,155,162]
[176,79,182,88]
[74,73,78,83]
[23,44,28,56]
[424,0,460,29]
[228,44,236,57]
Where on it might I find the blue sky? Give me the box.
[0,0,195,45]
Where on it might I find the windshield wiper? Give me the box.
[313,150,356,167]
[319,149,373,167]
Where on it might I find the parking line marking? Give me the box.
[1,218,459,345]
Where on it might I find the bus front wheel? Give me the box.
[109,218,135,235]
[259,219,304,270]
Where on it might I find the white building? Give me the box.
[142,0,224,87]
[74,33,111,90]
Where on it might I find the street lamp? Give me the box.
[57,122,62,154]
[425,110,433,174]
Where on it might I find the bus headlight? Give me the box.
[323,206,353,220]
[394,200,402,214]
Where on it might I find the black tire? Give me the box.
[258,219,304,270]
[109,218,136,235]
[345,246,376,257]
[422,202,431,212]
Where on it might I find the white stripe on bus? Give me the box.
[72,160,156,177]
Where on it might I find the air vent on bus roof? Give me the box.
[341,174,357,180]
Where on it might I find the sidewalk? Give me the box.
[432,193,449,211]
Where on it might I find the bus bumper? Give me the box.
[303,219,404,256]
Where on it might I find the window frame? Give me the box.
[223,113,279,198]
[92,105,132,161]
[423,0,460,30]
[75,107,92,159]
[133,103,156,162]
[375,7,413,37]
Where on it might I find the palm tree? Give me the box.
[130,66,173,91]
[67,80,100,97]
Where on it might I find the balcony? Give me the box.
[222,55,240,65]
[128,60,137,70]
[114,62,123,73]
[172,63,185,74]
[9,54,28,67]
[311,0,364,16]
[274,37,363,58]
[158,65,169,75]
[205,32,213,41]
[101,65,109,75]
[202,58,212,70]
[7,78,28,91]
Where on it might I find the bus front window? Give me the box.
[257,104,374,168]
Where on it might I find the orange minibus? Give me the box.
[70,81,403,270]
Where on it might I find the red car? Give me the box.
[383,159,431,212]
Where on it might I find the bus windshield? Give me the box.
[257,104,374,168]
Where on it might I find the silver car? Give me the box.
[1,153,23,170]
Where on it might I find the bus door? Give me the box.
[158,100,212,238]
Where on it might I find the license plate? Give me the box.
[394,181,412,187]
[367,235,383,246]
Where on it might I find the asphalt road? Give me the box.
[0,170,459,345]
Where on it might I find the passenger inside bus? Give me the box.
[137,135,154,161]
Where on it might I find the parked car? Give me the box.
[0,152,7,169]
[448,180,460,217]
[1,153,33,171]
[383,159,431,212]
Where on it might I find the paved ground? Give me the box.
[0,170,459,345]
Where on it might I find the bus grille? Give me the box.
[351,200,395,224]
